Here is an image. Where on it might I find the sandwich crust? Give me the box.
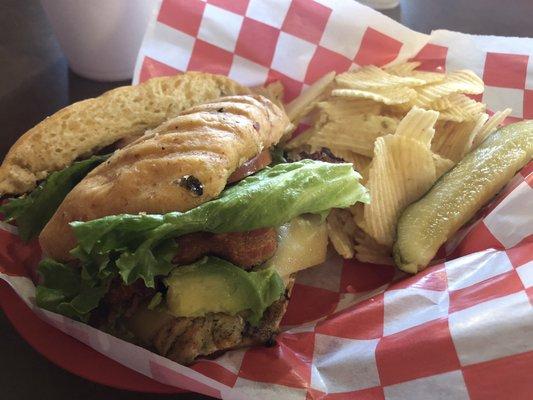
[39,95,290,261]
[0,72,250,195]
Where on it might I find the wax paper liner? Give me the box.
[1,1,533,399]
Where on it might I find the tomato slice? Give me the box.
[228,149,272,183]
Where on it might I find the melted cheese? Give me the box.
[265,215,328,278]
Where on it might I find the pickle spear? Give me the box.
[394,121,533,273]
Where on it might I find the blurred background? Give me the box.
[0,1,532,399]
[1,0,532,160]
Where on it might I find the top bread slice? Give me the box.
[39,95,290,261]
[0,72,250,195]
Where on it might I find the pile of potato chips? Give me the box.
[282,62,511,266]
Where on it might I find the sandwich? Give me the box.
[0,72,369,364]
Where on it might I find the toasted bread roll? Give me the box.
[0,72,250,195]
[39,95,290,261]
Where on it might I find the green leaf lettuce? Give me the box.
[0,154,109,241]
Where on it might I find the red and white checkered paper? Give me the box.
[1,1,533,399]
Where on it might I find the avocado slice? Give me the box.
[164,257,285,326]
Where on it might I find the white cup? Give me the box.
[40,0,157,81]
[357,0,400,10]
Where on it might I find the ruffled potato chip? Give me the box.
[385,62,445,85]
[332,86,417,105]
[353,225,394,265]
[438,94,486,122]
[432,109,492,162]
[409,70,446,85]
[383,102,415,117]
[327,208,357,259]
[317,98,383,118]
[284,127,316,150]
[363,135,437,247]
[430,96,453,111]
[327,148,372,180]
[351,202,365,228]
[384,61,421,76]
[307,114,399,157]
[432,119,478,162]
[472,108,512,148]
[413,70,484,107]
[286,109,393,156]
[433,153,455,179]
[355,247,394,265]
[395,106,439,147]
[467,112,490,144]
[336,65,426,90]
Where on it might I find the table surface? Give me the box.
[1,1,532,399]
